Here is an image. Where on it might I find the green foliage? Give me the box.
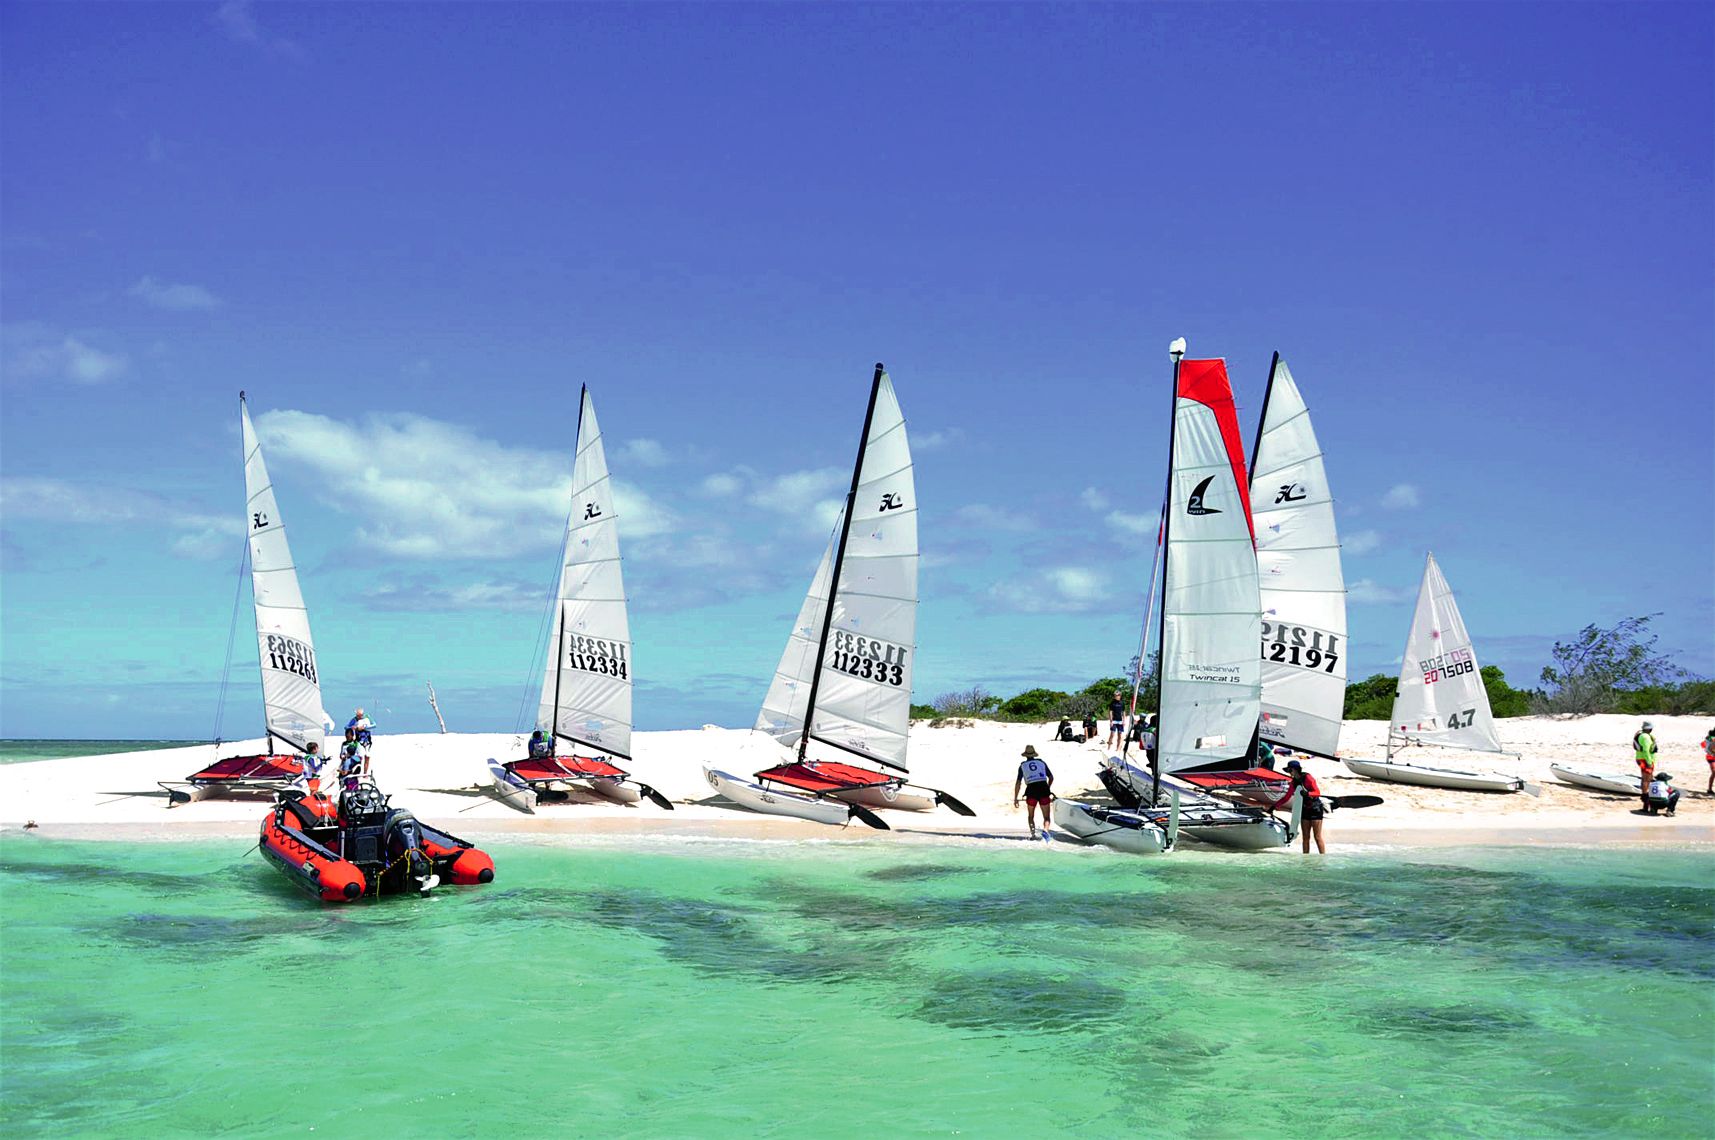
[909,703,938,720]
[1613,679,1715,717]
[1535,615,1684,715]
[996,687,1074,722]
[1120,654,1161,716]
[1481,666,1530,718]
[1344,673,1397,720]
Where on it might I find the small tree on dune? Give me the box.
[1533,614,1683,716]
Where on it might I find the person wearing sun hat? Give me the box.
[1013,745,1055,840]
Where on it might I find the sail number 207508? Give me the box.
[1259,622,1340,674]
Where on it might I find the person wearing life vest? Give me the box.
[1702,727,1714,795]
[298,741,326,795]
[1268,759,1326,854]
[1013,745,1055,841]
[528,729,554,759]
[1633,721,1658,808]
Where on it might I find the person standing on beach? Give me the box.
[347,708,375,749]
[1702,727,1714,794]
[1268,759,1326,854]
[1633,721,1658,808]
[1106,690,1126,751]
[1013,746,1054,840]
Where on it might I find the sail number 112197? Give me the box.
[1259,621,1340,674]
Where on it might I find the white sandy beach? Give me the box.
[2,714,1710,851]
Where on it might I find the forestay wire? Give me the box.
[210,536,250,748]
[513,500,575,734]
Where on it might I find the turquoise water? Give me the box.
[0,740,201,765]
[2,837,1709,1137]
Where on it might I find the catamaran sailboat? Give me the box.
[163,393,335,805]
[1344,553,1530,793]
[705,363,970,828]
[494,387,671,812]
[1061,343,1296,852]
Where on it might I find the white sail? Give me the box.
[755,524,836,749]
[242,396,332,751]
[756,370,918,771]
[1250,357,1347,758]
[1159,358,1263,774]
[536,388,632,758]
[1389,553,1503,754]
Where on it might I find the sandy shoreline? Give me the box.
[2,714,1710,852]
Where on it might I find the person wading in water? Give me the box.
[1013,746,1055,841]
[1268,759,1326,854]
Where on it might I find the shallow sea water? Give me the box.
[2,836,1709,1137]
[0,740,201,765]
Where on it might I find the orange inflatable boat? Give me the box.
[259,778,494,902]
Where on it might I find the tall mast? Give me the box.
[1153,341,1185,808]
[550,384,587,749]
[797,362,886,763]
[241,390,277,754]
[1248,351,1280,482]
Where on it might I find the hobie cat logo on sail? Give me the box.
[1186,476,1221,516]
[879,492,904,512]
[1273,483,1307,504]
[583,502,602,520]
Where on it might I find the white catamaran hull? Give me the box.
[1101,757,1293,850]
[828,784,938,813]
[704,767,855,827]
[1549,764,1640,796]
[486,759,538,814]
[1343,756,1523,793]
[1051,799,1172,855]
[573,776,643,805]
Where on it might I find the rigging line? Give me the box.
[516,514,574,735]
[211,535,251,747]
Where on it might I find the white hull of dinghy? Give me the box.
[1344,756,1522,793]
[1051,799,1173,855]
[1549,764,1640,796]
[704,767,855,827]
[1178,815,1292,851]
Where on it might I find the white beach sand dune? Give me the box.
[2,715,1710,848]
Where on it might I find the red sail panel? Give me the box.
[1176,358,1256,543]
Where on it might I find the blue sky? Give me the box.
[2,2,1710,739]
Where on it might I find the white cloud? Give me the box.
[985,565,1114,613]
[130,276,223,311]
[361,578,544,613]
[913,427,965,452]
[0,476,237,558]
[698,472,744,498]
[618,438,671,468]
[2,324,129,384]
[1344,529,1381,555]
[1106,510,1157,536]
[1347,578,1414,605]
[1380,484,1420,510]
[254,409,676,560]
[951,503,1035,532]
[748,467,846,515]
[213,0,302,57]
[1080,487,1110,511]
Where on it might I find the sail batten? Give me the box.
[756,369,918,772]
[241,397,332,751]
[1249,358,1348,758]
[1388,553,1503,754]
[536,389,633,758]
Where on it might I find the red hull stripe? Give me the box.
[1176,358,1256,543]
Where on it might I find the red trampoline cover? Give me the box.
[1179,767,1289,790]
[188,754,303,782]
[756,761,895,793]
[506,756,628,782]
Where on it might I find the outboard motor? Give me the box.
[384,808,439,894]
